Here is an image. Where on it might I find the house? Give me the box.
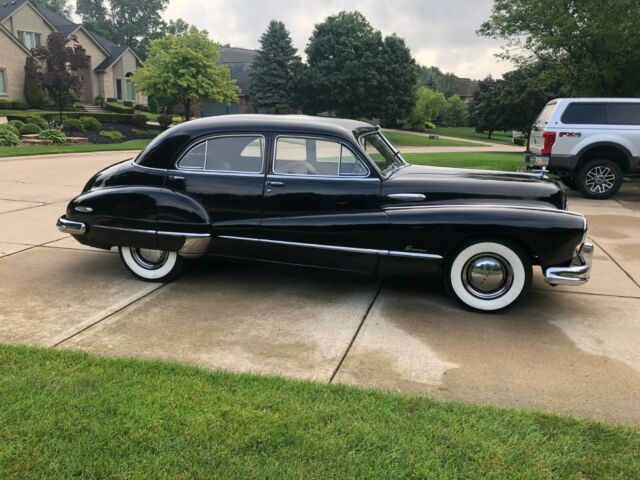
[0,0,146,105]
[201,47,257,116]
[453,77,479,104]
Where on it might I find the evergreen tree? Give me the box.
[249,20,302,114]
[24,57,45,109]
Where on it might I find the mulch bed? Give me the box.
[65,122,164,144]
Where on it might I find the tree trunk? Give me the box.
[184,99,191,121]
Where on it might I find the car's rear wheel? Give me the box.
[118,246,183,282]
[445,241,532,312]
[576,159,623,199]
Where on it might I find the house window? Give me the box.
[115,79,122,100]
[125,72,134,101]
[0,70,6,95]
[17,31,42,50]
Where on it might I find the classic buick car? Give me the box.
[57,115,593,311]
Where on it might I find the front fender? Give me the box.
[384,205,586,267]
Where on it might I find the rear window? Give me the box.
[535,103,557,126]
[561,103,607,124]
[607,103,640,125]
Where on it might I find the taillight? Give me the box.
[541,131,556,155]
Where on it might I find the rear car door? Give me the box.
[258,134,387,273]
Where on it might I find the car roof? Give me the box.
[169,114,377,137]
[549,98,640,105]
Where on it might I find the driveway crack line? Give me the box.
[329,280,385,384]
[589,237,640,289]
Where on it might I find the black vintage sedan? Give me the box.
[57,115,593,311]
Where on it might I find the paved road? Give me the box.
[1,151,639,426]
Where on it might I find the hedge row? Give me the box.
[6,111,134,124]
[106,102,135,114]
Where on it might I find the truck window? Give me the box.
[535,103,556,126]
[607,103,640,125]
[561,103,606,124]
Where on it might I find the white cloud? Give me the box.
[163,0,514,79]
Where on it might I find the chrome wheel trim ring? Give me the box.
[584,165,616,194]
[130,248,169,270]
[461,253,514,300]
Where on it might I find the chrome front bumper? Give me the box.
[57,216,86,235]
[544,242,593,286]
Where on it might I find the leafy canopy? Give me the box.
[249,20,303,113]
[132,28,239,120]
[408,87,447,129]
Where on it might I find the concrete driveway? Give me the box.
[1,151,639,426]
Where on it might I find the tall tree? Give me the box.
[443,95,467,127]
[407,87,447,129]
[468,77,505,139]
[304,11,416,123]
[31,33,89,122]
[479,0,640,96]
[249,20,303,114]
[30,0,73,16]
[133,28,239,120]
[76,0,188,57]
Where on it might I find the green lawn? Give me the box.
[426,127,516,145]
[1,344,638,479]
[384,130,484,147]
[0,139,150,158]
[404,152,525,172]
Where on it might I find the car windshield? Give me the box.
[358,132,406,175]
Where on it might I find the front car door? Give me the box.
[258,134,387,273]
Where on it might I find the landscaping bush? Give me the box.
[0,123,20,136]
[94,95,104,106]
[134,103,149,112]
[19,123,42,135]
[0,128,20,146]
[106,102,135,114]
[38,128,67,144]
[6,111,134,124]
[148,97,159,114]
[514,137,526,146]
[131,128,162,137]
[157,114,172,127]
[11,100,28,110]
[99,130,124,141]
[123,100,134,107]
[0,99,12,109]
[79,116,102,131]
[24,57,45,108]
[131,114,148,128]
[8,120,25,130]
[106,97,117,103]
[63,118,85,132]
[24,115,48,128]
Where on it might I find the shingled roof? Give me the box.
[219,47,257,95]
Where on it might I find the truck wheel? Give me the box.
[576,159,623,199]
[561,177,576,190]
[445,240,532,312]
[118,246,184,282]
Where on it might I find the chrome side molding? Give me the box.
[386,193,426,202]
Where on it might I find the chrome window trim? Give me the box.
[176,134,266,174]
[272,134,372,179]
[357,131,407,177]
[218,235,443,260]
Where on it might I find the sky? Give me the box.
[163,0,514,80]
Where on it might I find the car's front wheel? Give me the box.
[118,246,183,282]
[445,241,532,312]
[576,159,623,199]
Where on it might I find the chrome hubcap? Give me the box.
[130,248,169,270]
[585,166,615,194]
[462,254,514,299]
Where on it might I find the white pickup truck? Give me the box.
[526,98,640,199]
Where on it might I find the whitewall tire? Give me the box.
[445,241,531,312]
[118,246,183,282]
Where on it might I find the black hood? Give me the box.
[382,165,566,209]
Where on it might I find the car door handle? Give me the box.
[266,181,286,187]
[168,175,185,181]
[386,193,426,201]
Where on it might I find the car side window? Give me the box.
[178,136,264,173]
[607,103,640,125]
[274,137,368,177]
[561,103,607,124]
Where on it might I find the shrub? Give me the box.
[94,95,104,106]
[106,102,134,114]
[11,100,28,110]
[99,130,124,141]
[63,118,85,132]
[123,100,134,107]
[148,97,159,114]
[8,120,25,130]
[19,123,42,135]
[131,114,148,127]
[134,103,149,112]
[131,128,162,137]
[24,57,45,108]
[514,137,526,146]
[0,128,20,146]
[24,115,48,128]
[0,123,20,136]
[106,97,117,103]
[79,116,102,131]
[157,114,172,127]
[38,128,67,144]
[6,111,134,124]
[0,99,12,110]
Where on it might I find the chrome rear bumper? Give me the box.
[57,216,87,235]
[544,242,593,286]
